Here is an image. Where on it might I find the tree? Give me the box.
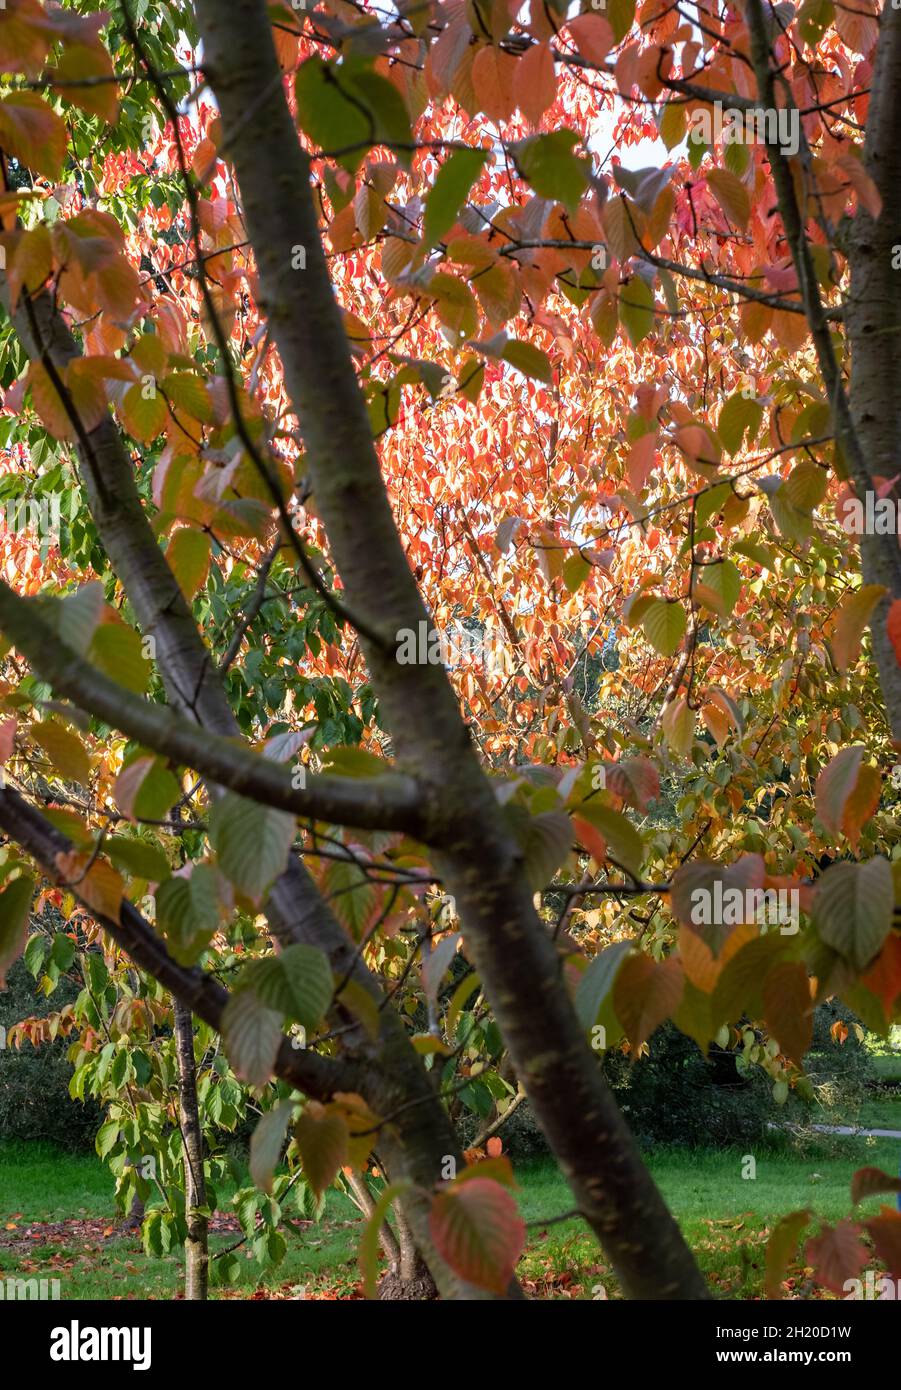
[0,0,899,1300]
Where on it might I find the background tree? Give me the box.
[0,0,899,1299]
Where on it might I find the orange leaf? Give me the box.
[567,14,615,64]
[52,44,119,124]
[471,45,517,124]
[613,953,684,1050]
[0,92,67,180]
[55,851,124,925]
[861,934,901,1016]
[513,41,556,127]
[830,584,887,672]
[835,152,883,220]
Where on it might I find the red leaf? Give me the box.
[430,1178,524,1295]
[851,1168,901,1206]
[864,1208,901,1278]
[806,1220,869,1295]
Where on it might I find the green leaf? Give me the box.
[765,1209,811,1298]
[350,70,414,168]
[733,540,777,571]
[122,383,167,443]
[250,1102,293,1195]
[641,597,687,656]
[695,481,732,529]
[31,718,92,785]
[50,930,75,970]
[563,552,590,593]
[760,479,813,544]
[0,875,35,987]
[323,857,377,938]
[501,340,553,383]
[422,148,488,249]
[512,131,590,212]
[516,808,572,891]
[95,1118,120,1160]
[209,793,296,902]
[718,392,763,455]
[619,277,655,346]
[295,57,370,174]
[785,458,828,511]
[571,803,645,878]
[575,938,631,1029]
[89,623,151,694]
[24,932,48,979]
[295,57,412,174]
[319,745,389,778]
[221,987,283,1088]
[429,1177,525,1295]
[661,696,695,759]
[279,943,334,1028]
[797,0,834,45]
[106,835,171,884]
[156,865,219,966]
[57,582,104,656]
[607,0,637,42]
[695,559,741,618]
[813,858,893,972]
[115,755,181,823]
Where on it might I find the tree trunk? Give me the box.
[194,0,709,1299]
[344,1170,438,1299]
[174,1000,209,1301]
[378,1207,439,1301]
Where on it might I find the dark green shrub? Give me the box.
[602,1001,873,1149]
[0,959,101,1152]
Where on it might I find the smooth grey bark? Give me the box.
[846,4,901,736]
[747,0,901,739]
[193,0,710,1298]
[174,999,209,1300]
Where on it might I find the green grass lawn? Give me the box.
[857,1095,901,1130]
[870,1054,901,1083]
[3,1132,900,1300]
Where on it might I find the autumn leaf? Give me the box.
[0,92,67,179]
[762,961,812,1066]
[815,745,881,849]
[830,584,887,672]
[706,168,751,230]
[765,1209,810,1298]
[613,953,684,1050]
[430,1178,525,1295]
[806,1220,869,1295]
